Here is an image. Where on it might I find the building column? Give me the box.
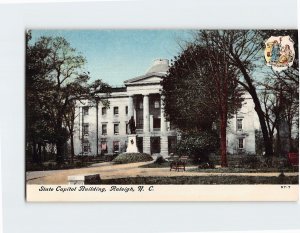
[128,95,134,120]
[143,94,150,154]
[160,95,167,133]
[160,136,168,158]
[160,95,168,157]
[143,136,151,154]
[143,94,150,133]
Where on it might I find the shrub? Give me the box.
[102,154,117,162]
[113,153,153,164]
[26,163,44,171]
[75,161,85,168]
[176,131,219,163]
[154,156,166,165]
[240,155,260,169]
[270,156,290,168]
[198,161,215,169]
[26,160,90,171]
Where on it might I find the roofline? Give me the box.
[125,82,162,87]
[124,72,166,84]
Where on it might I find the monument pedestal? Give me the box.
[126,134,139,153]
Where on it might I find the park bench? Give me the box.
[288,153,299,171]
[170,156,189,171]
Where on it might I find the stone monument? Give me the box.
[126,116,139,153]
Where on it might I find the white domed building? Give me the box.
[73,59,257,158]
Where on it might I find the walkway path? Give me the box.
[26,161,299,185]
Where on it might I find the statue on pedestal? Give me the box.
[128,116,136,134]
[126,116,138,153]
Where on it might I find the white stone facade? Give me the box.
[73,92,130,156]
[73,59,177,157]
[73,59,257,157]
[227,94,257,155]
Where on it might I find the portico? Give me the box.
[74,59,177,157]
[125,92,171,156]
[124,59,174,157]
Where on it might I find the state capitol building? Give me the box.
[73,59,256,157]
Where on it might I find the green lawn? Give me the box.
[140,161,195,168]
[101,175,299,185]
[140,161,297,173]
[187,167,297,173]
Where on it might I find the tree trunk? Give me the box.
[251,91,274,157]
[289,131,294,151]
[56,140,64,164]
[55,116,64,164]
[56,123,64,164]
[70,132,75,164]
[276,125,281,156]
[42,145,46,162]
[38,143,42,164]
[32,139,38,163]
[233,56,274,157]
[96,100,99,156]
[278,116,290,157]
[287,122,294,151]
[220,113,228,167]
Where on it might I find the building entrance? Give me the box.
[168,136,177,154]
[137,137,143,153]
[151,137,160,154]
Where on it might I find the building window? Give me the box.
[102,107,107,115]
[83,145,90,153]
[125,106,128,115]
[154,100,160,109]
[100,140,108,154]
[125,121,128,134]
[102,124,107,135]
[237,118,243,130]
[114,107,119,115]
[153,117,161,129]
[83,139,90,153]
[113,141,120,153]
[136,118,143,129]
[83,106,89,116]
[238,138,244,149]
[139,102,143,109]
[114,124,119,135]
[83,123,89,135]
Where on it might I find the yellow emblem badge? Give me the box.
[264,36,295,72]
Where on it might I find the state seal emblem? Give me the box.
[264,35,295,72]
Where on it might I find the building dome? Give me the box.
[146,59,169,74]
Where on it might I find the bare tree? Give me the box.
[196,30,275,157]
[260,76,299,155]
[27,35,111,164]
[203,46,241,167]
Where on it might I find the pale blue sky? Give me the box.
[31,30,193,86]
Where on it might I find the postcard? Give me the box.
[25,29,299,201]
